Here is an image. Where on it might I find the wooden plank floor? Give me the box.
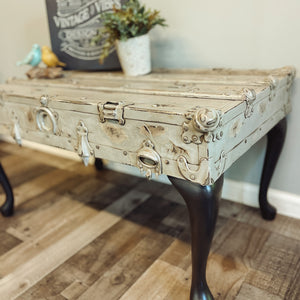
[0,141,299,300]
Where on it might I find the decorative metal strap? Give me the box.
[214,151,227,177]
[177,155,210,185]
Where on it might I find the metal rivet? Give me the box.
[165,160,169,165]
[123,151,127,156]
[190,174,195,180]
[183,136,188,142]
[192,135,198,141]
[96,145,100,150]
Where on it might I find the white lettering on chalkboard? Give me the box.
[52,0,121,60]
[54,7,90,28]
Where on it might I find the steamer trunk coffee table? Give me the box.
[0,67,295,299]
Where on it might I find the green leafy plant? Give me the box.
[91,0,167,63]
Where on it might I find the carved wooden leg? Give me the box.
[168,175,224,300]
[0,163,14,217]
[94,158,104,170]
[259,118,287,220]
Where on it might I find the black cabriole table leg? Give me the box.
[259,118,287,220]
[0,163,14,217]
[168,175,224,300]
[94,158,104,170]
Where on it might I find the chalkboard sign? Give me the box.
[45,0,124,70]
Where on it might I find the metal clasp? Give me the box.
[137,140,162,179]
[98,101,126,125]
[35,95,59,135]
[242,88,256,118]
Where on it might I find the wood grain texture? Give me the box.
[0,142,299,299]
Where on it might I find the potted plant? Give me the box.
[92,0,167,76]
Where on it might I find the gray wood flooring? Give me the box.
[0,141,299,299]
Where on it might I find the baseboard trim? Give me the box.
[0,135,81,161]
[105,161,300,219]
[222,178,300,219]
[1,136,299,219]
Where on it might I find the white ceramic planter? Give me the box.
[116,34,151,76]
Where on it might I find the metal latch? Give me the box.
[242,88,256,118]
[97,101,126,125]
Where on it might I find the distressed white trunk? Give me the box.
[0,66,295,185]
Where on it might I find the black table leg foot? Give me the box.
[259,118,287,220]
[168,175,224,300]
[94,158,104,171]
[0,163,14,217]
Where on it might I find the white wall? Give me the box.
[0,1,50,82]
[0,0,299,196]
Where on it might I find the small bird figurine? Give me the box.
[17,44,42,67]
[42,46,66,68]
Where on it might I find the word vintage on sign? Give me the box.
[45,0,125,70]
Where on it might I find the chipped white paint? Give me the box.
[0,67,295,185]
